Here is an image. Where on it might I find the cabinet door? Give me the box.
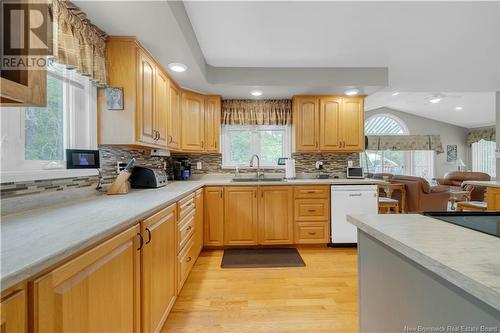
[181,91,205,151]
[154,70,169,147]
[224,187,258,246]
[204,96,221,152]
[141,204,176,333]
[167,83,181,150]
[137,51,156,145]
[319,97,342,151]
[204,187,224,246]
[294,97,319,152]
[194,189,204,255]
[341,97,364,151]
[33,225,141,333]
[0,286,27,333]
[258,186,294,245]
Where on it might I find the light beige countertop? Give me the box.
[462,180,500,188]
[0,177,380,292]
[347,213,500,311]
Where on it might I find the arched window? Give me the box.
[365,114,409,135]
[362,114,435,179]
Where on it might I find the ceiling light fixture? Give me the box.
[168,62,187,73]
[455,106,463,111]
[392,92,400,96]
[344,88,360,96]
[429,97,441,104]
[250,90,263,97]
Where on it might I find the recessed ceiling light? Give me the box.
[455,106,463,110]
[429,97,441,104]
[250,90,263,97]
[168,62,187,72]
[344,88,360,96]
[392,92,400,96]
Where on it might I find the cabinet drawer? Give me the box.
[178,210,195,252]
[294,186,329,199]
[178,193,195,220]
[295,199,329,221]
[295,222,329,244]
[178,236,196,290]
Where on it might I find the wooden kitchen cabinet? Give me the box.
[204,187,224,246]
[194,189,204,255]
[167,83,182,150]
[204,96,221,152]
[293,96,319,151]
[33,225,141,333]
[99,37,169,149]
[0,284,27,333]
[1,69,46,106]
[258,186,294,245]
[292,95,365,152]
[141,204,176,333]
[294,185,330,244]
[224,186,259,246]
[181,91,205,152]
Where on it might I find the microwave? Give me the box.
[347,167,364,179]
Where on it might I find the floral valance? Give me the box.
[50,0,107,86]
[466,127,496,145]
[366,135,444,154]
[222,99,291,126]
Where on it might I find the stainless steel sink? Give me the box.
[231,177,284,182]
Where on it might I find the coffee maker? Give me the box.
[173,158,192,180]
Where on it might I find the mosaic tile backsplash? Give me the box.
[0,146,359,199]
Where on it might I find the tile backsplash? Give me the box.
[0,146,360,200]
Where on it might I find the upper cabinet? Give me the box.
[181,91,205,152]
[204,96,221,152]
[1,68,46,107]
[99,37,221,153]
[292,96,365,153]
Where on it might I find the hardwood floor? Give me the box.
[161,246,358,333]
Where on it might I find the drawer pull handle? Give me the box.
[183,202,192,208]
[187,256,192,262]
[145,228,152,245]
[137,233,144,250]
[186,226,192,231]
[308,232,316,235]
[308,209,316,212]
[306,191,316,194]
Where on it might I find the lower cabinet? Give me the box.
[203,187,224,246]
[194,189,204,255]
[33,225,141,333]
[293,185,331,244]
[258,186,294,245]
[141,204,177,333]
[224,186,259,246]
[1,284,27,333]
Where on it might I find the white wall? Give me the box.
[365,107,469,178]
[496,92,500,178]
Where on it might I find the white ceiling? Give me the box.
[365,91,496,128]
[184,1,499,92]
[74,1,499,128]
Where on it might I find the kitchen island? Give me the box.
[347,213,500,332]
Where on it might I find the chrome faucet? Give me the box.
[249,154,262,179]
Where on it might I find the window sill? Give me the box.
[0,169,99,183]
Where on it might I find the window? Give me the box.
[361,114,435,179]
[1,64,97,181]
[222,125,291,168]
[472,139,496,177]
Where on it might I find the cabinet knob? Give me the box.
[187,256,192,262]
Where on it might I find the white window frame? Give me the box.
[221,125,291,169]
[0,66,98,182]
[471,139,496,178]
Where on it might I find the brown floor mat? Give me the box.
[221,248,306,268]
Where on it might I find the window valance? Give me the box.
[466,127,496,145]
[366,135,444,154]
[222,99,291,126]
[50,0,107,86]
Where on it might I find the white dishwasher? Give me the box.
[331,185,378,244]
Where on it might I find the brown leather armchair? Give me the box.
[391,175,450,212]
[435,171,491,201]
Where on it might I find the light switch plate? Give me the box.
[196,161,202,170]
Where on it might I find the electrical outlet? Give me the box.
[196,161,202,170]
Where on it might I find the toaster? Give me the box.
[130,166,168,188]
